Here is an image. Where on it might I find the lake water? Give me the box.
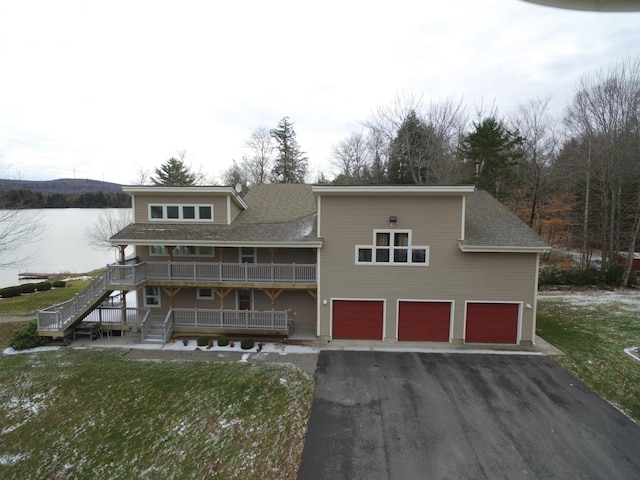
[0,208,129,289]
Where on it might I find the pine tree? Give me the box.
[270,117,308,183]
[460,117,523,200]
[152,157,197,186]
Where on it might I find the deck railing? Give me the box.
[83,307,150,326]
[171,308,289,331]
[37,271,109,331]
[105,261,316,286]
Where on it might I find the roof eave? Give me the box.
[312,185,476,196]
[121,185,249,209]
[110,239,323,248]
[458,242,551,254]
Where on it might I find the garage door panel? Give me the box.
[398,301,451,342]
[466,303,519,344]
[333,300,383,340]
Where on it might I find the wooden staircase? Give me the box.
[37,270,114,337]
[142,316,170,343]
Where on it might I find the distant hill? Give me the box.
[0,178,124,195]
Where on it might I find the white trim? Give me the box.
[355,229,429,265]
[458,242,551,254]
[226,196,231,225]
[317,195,322,237]
[312,185,475,196]
[463,300,523,344]
[148,203,214,222]
[316,248,322,337]
[143,286,161,308]
[396,299,455,343]
[531,254,541,344]
[112,239,323,248]
[122,185,249,209]
[460,195,466,241]
[197,288,214,300]
[330,298,386,340]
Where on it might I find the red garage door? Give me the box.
[332,300,384,340]
[398,301,451,341]
[466,303,519,344]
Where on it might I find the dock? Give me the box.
[18,272,53,280]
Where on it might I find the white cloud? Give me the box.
[0,0,639,183]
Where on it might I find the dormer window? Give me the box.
[148,204,213,221]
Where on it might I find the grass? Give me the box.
[537,296,640,423]
[0,278,91,317]
[0,348,314,479]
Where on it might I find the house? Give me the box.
[37,183,550,346]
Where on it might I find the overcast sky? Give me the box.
[0,0,639,184]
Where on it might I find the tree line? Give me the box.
[144,57,640,286]
[0,189,131,209]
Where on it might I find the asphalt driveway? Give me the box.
[297,351,640,480]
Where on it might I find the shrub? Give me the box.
[21,283,37,294]
[52,280,67,288]
[196,336,210,347]
[0,286,22,298]
[240,338,255,350]
[217,336,229,347]
[36,281,52,292]
[9,319,45,350]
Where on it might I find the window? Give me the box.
[241,247,256,264]
[149,245,215,257]
[356,230,429,265]
[144,287,160,307]
[197,288,214,299]
[148,204,214,222]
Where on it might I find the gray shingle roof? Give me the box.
[111,184,548,251]
[462,190,550,251]
[111,184,319,246]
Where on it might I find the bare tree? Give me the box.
[85,209,133,253]
[331,132,371,184]
[242,127,274,185]
[0,207,42,269]
[564,57,640,283]
[510,97,559,227]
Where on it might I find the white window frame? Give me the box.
[197,288,214,300]
[149,245,216,257]
[240,247,257,264]
[144,287,161,307]
[355,229,429,266]
[148,204,214,222]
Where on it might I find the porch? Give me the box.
[104,261,317,288]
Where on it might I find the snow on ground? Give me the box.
[539,288,640,311]
[162,339,319,355]
[2,346,60,356]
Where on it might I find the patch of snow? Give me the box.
[160,340,318,354]
[624,347,640,363]
[539,289,640,310]
[2,346,60,355]
[239,353,249,363]
[0,454,24,465]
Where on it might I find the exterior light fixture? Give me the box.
[389,215,398,226]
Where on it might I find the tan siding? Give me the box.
[317,195,538,343]
[132,193,231,224]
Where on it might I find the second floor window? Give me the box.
[356,230,429,266]
[149,204,213,221]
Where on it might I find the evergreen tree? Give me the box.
[152,157,197,186]
[387,110,436,184]
[460,117,523,199]
[270,117,308,183]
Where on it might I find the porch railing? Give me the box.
[170,308,289,331]
[82,307,150,326]
[37,271,110,331]
[105,261,316,286]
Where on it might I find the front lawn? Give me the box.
[537,290,640,423]
[0,349,314,479]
